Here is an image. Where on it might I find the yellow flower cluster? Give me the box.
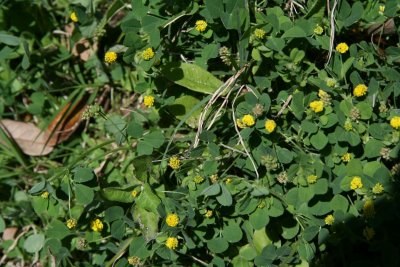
[166,213,179,227]
[336,42,349,53]
[326,78,336,88]
[350,176,363,190]
[128,256,141,265]
[363,227,375,241]
[41,191,49,199]
[309,100,324,113]
[363,199,375,219]
[143,95,155,108]
[237,114,255,128]
[193,175,204,184]
[205,210,213,218]
[344,119,353,131]
[390,116,400,129]
[324,214,334,225]
[104,51,117,63]
[142,47,155,61]
[70,12,78,22]
[353,84,368,97]
[91,218,104,232]
[379,5,385,15]
[66,218,77,229]
[265,119,276,133]
[169,156,180,170]
[341,153,352,162]
[254,28,266,39]
[372,183,384,194]
[225,178,232,184]
[131,189,139,198]
[195,20,207,32]
[165,237,179,249]
[307,175,318,184]
[313,25,323,35]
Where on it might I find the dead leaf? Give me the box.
[2,227,18,240]
[0,120,54,156]
[45,99,87,146]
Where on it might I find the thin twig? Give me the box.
[326,0,339,66]
[193,66,247,148]
[274,95,293,118]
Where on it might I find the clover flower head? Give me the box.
[205,210,213,218]
[336,42,349,53]
[363,227,375,241]
[309,100,324,113]
[166,213,179,227]
[254,28,266,39]
[165,237,179,249]
[372,183,384,194]
[143,95,155,108]
[142,47,155,61]
[307,175,318,184]
[350,176,363,190]
[242,114,255,127]
[90,218,104,232]
[314,25,323,35]
[342,153,352,162]
[70,12,78,22]
[41,191,49,199]
[104,51,117,63]
[66,218,77,229]
[390,116,400,129]
[353,84,368,97]
[195,20,207,32]
[169,156,180,170]
[363,199,375,219]
[265,119,276,133]
[193,175,204,184]
[325,214,334,225]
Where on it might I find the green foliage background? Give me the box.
[1,0,400,266]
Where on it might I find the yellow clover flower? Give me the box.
[128,256,141,265]
[326,78,337,88]
[41,191,49,199]
[66,218,77,229]
[143,95,155,108]
[90,218,104,232]
[307,175,318,184]
[254,28,266,39]
[242,114,255,127]
[131,189,139,198]
[390,116,400,129]
[372,183,384,194]
[363,227,375,241]
[341,153,352,162]
[70,12,78,22]
[168,156,180,170]
[142,47,155,61]
[353,84,368,97]
[225,178,232,184]
[336,42,349,53]
[104,51,117,63]
[265,119,276,133]
[166,213,179,227]
[309,100,324,113]
[165,237,179,250]
[205,210,213,218]
[195,20,207,32]
[193,175,204,184]
[324,214,334,225]
[313,25,323,35]
[379,5,385,15]
[350,176,363,190]
[363,199,375,219]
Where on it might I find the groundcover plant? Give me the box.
[0,0,400,266]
